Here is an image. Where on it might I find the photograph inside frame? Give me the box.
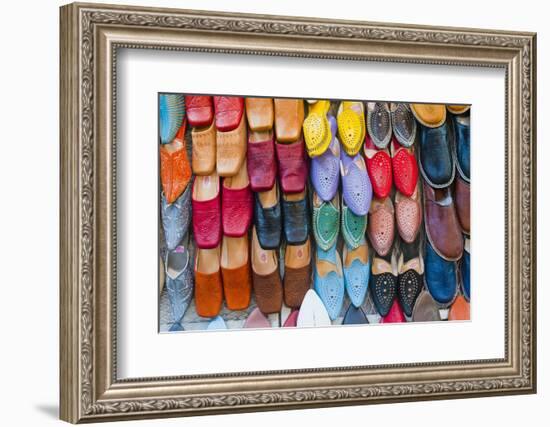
[158,96,470,332]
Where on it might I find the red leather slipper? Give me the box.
[391,137,418,197]
[185,95,213,127]
[214,96,244,132]
[222,160,253,237]
[192,173,222,249]
[275,135,308,194]
[364,133,392,198]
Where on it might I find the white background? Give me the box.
[0,0,546,426]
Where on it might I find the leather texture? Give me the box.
[310,117,340,201]
[381,299,406,323]
[213,96,244,132]
[312,194,340,251]
[161,184,192,251]
[275,137,308,194]
[340,151,372,216]
[185,95,213,128]
[391,103,416,147]
[341,201,367,249]
[412,290,442,322]
[274,98,305,143]
[252,269,283,315]
[221,261,252,310]
[449,295,470,321]
[342,305,368,324]
[191,121,216,176]
[391,139,419,197]
[244,308,271,328]
[366,102,392,148]
[423,181,464,261]
[245,98,274,131]
[222,184,253,237]
[425,241,457,306]
[282,194,310,246]
[283,263,311,308]
[160,140,192,204]
[454,176,470,235]
[159,94,185,144]
[247,135,277,192]
[164,246,194,328]
[419,122,455,188]
[216,115,247,177]
[395,184,422,244]
[254,192,282,250]
[453,115,470,182]
[194,267,223,318]
[365,134,393,199]
[313,245,345,320]
[192,184,222,249]
[367,197,395,256]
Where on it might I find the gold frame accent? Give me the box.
[60,2,537,423]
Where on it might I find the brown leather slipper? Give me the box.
[283,237,312,308]
[191,121,216,175]
[194,245,224,318]
[220,234,252,310]
[274,98,305,143]
[246,97,274,131]
[251,227,283,314]
[217,114,247,177]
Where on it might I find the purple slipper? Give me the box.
[340,150,372,216]
[311,116,340,201]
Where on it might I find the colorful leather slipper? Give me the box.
[303,100,332,157]
[370,251,398,316]
[221,159,253,237]
[160,124,192,204]
[312,191,340,251]
[297,289,331,327]
[425,241,458,307]
[395,181,422,244]
[220,234,252,310]
[245,97,274,131]
[367,197,395,257]
[447,104,470,115]
[342,305,368,325]
[213,96,244,132]
[448,295,470,321]
[216,113,247,177]
[381,299,406,323]
[283,238,312,308]
[412,290,441,322]
[452,114,470,182]
[247,129,277,192]
[364,132,392,199]
[341,198,367,250]
[423,182,464,261]
[411,103,446,128]
[419,121,455,188]
[310,115,340,201]
[161,183,192,251]
[282,189,310,245]
[343,239,370,308]
[455,176,470,235]
[274,98,305,143]
[251,227,283,314]
[191,121,216,176]
[194,245,223,318]
[192,172,221,249]
[397,240,424,317]
[244,308,272,328]
[254,183,282,250]
[159,93,185,144]
[366,102,392,149]
[275,136,308,194]
[185,95,213,128]
[283,310,299,327]
[314,245,345,320]
[207,316,227,330]
[390,137,419,197]
[460,238,470,301]
[340,150,373,216]
[337,101,366,155]
[390,103,416,147]
[164,245,194,327]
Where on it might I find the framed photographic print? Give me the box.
[60,2,537,423]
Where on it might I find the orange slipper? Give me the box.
[245,97,274,131]
[194,246,224,318]
[160,122,191,203]
[220,235,252,310]
[448,295,470,321]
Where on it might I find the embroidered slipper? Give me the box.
[337,101,366,155]
[395,181,422,244]
[274,98,305,143]
[192,172,221,249]
[364,132,392,199]
[191,121,216,176]
[303,100,332,157]
[213,96,244,132]
[283,238,312,308]
[245,97,274,131]
[310,115,340,201]
[220,234,252,310]
[397,239,424,317]
[366,102,392,149]
[221,159,253,237]
[341,198,367,250]
[390,103,416,147]
[367,197,395,257]
[314,245,345,320]
[164,245,194,327]
[343,239,370,308]
[185,95,213,128]
[411,103,446,128]
[159,93,185,144]
[194,245,223,318]
[312,191,340,251]
[370,250,398,316]
[247,129,277,192]
[340,150,373,216]
[160,122,192,204]
[447,104,470,115]
[390,137,419,197]
[216,113,247,177]
[251,227,283,314]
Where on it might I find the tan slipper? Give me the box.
[245,97,274,131]
[191,121,216,175]
[447,104,470,115]
[251,227,283,314]
[274,98,305,143]
[216,114,247,177]
[411,103,446,128]
[283,237,312,308]
[220,235,252,310]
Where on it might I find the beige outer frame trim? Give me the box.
[60,2,537,423]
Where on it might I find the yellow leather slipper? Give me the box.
[447,104,470,115]
[303,100,331,157]
[411,103,446,128]
[337,101,365,156]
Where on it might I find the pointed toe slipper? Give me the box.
[395,182,422,244]
[397,241,424,317]
[367,197,395,257]
[366,102,392,149]
[343,240,370,307]
[191,121,216,176]
[164,245,194,325]
[160,124,192,204]
[391,137,418,197]
[391,103,416,147]
[340,151,373,216]
[185,95,213,128]
[251,227,283,314]
[448,295,470,321]
[412,290,441,322]
[283,310,299,327]
[411,103,446,128]
[192,173,222,249]
[296,289,331,327]
[161,183,192,251]
[337,101,366,155]
[274,98,305,143]
[216,114,247,177]
[310,116,340,201]
[283,238,312,308]
[342,305,368,325]
[370,253,397,317]
[312,191,340,251]
[207,316,227,330]
[194,246,223,318]
[303,100,332,157]
[364,133,392,199]
[341,199,367,250]
[159,93,185,144]
[313,245,345,320]
[244,307,272,328]
[220,235,252,310]
[381,299,406,323]
[214,96,244,132]
[276,136,308,194]
[221,160,253,237]
[245,97,274,131]
[247,129,277,192]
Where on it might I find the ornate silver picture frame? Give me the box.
[60,2,536,423]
